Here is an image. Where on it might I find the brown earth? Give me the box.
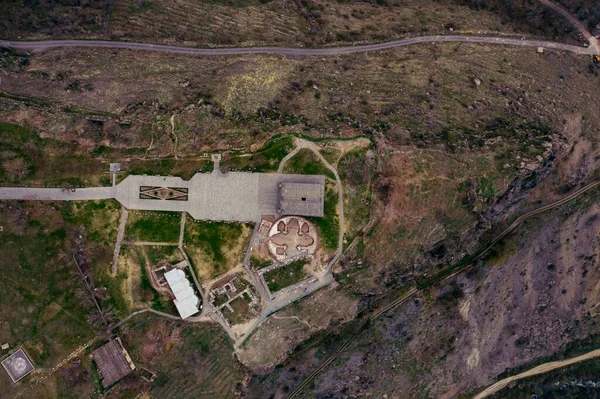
[236,283,358,372]
[248,186,600,398]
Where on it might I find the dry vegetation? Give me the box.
[237,283,359,371]
[120,315,243,399]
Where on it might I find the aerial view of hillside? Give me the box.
[1,0,600,398]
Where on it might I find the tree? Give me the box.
[2,157,30,181]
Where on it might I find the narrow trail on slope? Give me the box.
[169,114,179,159]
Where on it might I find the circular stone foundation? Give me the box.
[267,216,318,262]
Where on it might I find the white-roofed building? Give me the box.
[164,269,201,319]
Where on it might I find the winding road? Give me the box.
[0,35,597,57]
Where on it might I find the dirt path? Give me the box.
[112,207,129,275]
[473,348,600,399]
[271,314,313,329]
[169,114,179,159]
[277,138,302,173]
[122,241,178,246]
[301,140,345,270]
[539,0,598,51]
[14,337,98,399]
[178,212,186,247]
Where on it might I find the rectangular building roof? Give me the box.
[164,269,200,319]
[278,182,325,217]
[92,338,135,388]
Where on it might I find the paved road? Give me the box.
[0,35,596,57]
[0,187,114,201]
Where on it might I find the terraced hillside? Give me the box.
[1,0,590,46]
[120,315,243,398]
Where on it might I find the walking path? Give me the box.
[0,172,324,223]
[473,348,600,399]
[111,207,128,275]
[229,140,344,348]
[14,338,98,399]
[122,241,178,246]
[178,212,186,247]
[0,186,114,201]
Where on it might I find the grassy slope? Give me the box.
[310,182,340,252]
[0,122,109,187]
[338,148,372,242]
[184,218,252,280]
[121,314,242,399]
[125,210,181,242]
[0,200,123,372]
[283,148,335,179]
[264,258,309,292]
[220,135,294,172]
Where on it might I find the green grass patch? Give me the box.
[59,200,121,246]
[250,255,272,269]
[135,249,175,312]
[143,245,184,266]
[310,183,340,251]
[0,122,109,187]
[0,201,106,367]
[184,218,252,280]
[283,148,335,179]
[222,294,255,325]
[125,211,181,242]
[338,148,372,242]
[220,135,294,172]
[185,220,243,268]
[264,258,309,292]
[477,176,496,199]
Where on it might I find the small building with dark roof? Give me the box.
[92,338,135,388]
[278,181,325,217]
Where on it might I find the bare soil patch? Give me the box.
[236,283,358,371]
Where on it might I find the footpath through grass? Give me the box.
[284,148,335,179]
